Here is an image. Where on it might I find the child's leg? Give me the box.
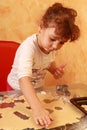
[7,82,14,91]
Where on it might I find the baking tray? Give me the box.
[70,97,87,114]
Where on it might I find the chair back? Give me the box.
[0,41,20,91]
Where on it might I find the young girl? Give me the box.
[7,2,80,128]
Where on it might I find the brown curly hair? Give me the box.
[41,3,80,42]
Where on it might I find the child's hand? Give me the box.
[53,64,66,79]
[33,106,53,128]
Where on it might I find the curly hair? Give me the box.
[41,3,80,42]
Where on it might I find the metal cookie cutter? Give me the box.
[56,84,71,96]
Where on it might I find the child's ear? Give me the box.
[39,21,45,29]
[38,26,41,33]
[38,22,44,33]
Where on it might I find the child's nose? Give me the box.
[53,43,58,49]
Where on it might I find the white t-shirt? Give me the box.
[7,34,57,90]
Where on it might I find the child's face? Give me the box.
[38,27,68,54]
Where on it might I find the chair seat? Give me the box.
[0,41,20,91]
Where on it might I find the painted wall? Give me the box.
[0,0,87,86]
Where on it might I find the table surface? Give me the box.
[0,83,87,130]
[0,83,87,97]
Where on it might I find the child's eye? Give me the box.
[50,38,56,41]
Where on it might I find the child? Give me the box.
[7,2,80,128]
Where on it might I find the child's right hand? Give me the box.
[53,64,66,79]
[33,106,53,128]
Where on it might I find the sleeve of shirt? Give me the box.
[17,39,35,79]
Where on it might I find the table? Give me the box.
[0,83,87,130]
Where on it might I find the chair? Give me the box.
[0,41,20,91]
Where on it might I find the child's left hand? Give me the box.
[53,64,66,79]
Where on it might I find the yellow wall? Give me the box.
[0,0,87,86]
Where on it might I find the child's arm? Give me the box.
[19,76,53,128]
[47,61,66,79]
